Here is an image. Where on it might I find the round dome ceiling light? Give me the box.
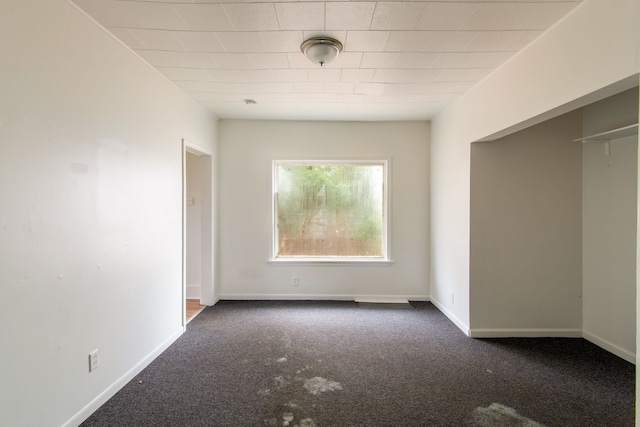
[300,37,343,67]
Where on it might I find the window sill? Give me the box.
[268,258,394,266]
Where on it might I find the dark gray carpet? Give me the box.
[81,300,635,426]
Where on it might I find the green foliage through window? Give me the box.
[274,162,386,258]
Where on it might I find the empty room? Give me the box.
[1,0,639,426]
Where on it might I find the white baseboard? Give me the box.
[469,328,583,338]
[583,330,636,364]
[219,293,429,302]
[63,327,184,427]
[186,284,201,299]
[430,297,471,336]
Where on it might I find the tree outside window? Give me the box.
[273,161,387,259]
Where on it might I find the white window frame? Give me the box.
[270,159,392,265]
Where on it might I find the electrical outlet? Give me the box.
[89,349,99,372]
[450,292,454,304]
[292,276,299,286]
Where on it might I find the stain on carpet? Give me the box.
[282,412,294,426]
[303,377,343,395]
[261,333,343,426]
[264,413,317,427]
[470,403,547,427]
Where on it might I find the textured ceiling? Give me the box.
[72,0,583,121]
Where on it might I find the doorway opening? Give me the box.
[183,139,214,326]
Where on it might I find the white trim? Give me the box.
[219,293,428,302]
[181,142,188,327]
[184,139,213,157]
[469,328,583,338]
[267,258,394,266]
[430,297,471,336]
[63,327,184,427]
[583,330,636,364]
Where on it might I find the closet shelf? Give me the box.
[574,123,638,143]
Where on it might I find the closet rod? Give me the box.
[574,123,638,143]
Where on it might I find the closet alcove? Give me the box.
[469,86,638,362]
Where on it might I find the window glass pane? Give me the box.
[275,163,384,257]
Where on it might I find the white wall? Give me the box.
[429,124,471,330]
[0,1,217,426]
[218,120,429,301]
[582,89,638,362]
[431,0,640,334]
[469,111,583,336]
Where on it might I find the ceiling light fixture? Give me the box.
[300,37,343,67]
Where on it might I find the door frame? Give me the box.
[182,139,214,328]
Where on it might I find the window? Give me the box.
[273,160,388,260]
